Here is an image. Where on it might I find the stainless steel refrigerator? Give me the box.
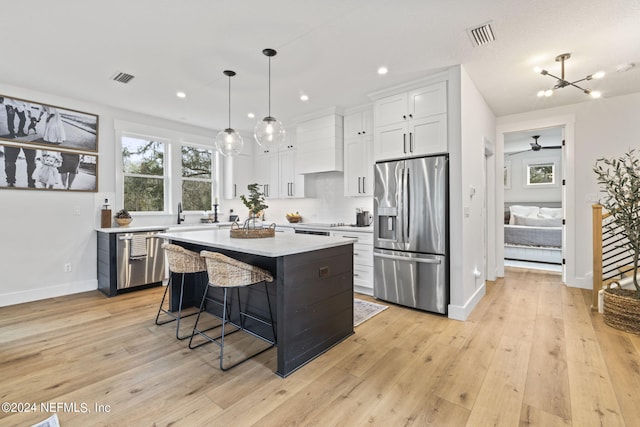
[373,155,449,314]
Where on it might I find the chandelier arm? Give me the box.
[568,82,588,92]
[543,71,563,81]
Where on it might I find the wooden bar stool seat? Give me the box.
[189,250,276,371]
[155,243,207,340]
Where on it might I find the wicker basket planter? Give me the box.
[603,287,640,335]
[230,222,276,239]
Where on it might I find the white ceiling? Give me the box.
[3,0,639,134]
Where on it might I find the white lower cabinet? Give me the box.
[332,230,373,295]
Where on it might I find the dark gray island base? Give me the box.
[159,230,354,377]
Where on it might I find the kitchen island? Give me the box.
[158,229,355,377]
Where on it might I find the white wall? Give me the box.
[504,149,562,203]
[496,91,640,289]
[447,66,496,320]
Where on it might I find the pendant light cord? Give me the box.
[268,56,271,117]
[228,74,231,129]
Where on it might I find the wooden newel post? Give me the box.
[592,204,603,310]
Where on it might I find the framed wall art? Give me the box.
[0,142,98,192]
[0,94,98,152]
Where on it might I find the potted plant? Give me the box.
[594,149,640,334]
[115,209,133,227]
[239,183,268,229]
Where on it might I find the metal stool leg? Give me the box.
[156,272,201,340]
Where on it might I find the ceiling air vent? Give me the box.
[467,22,495,47]
[112,72,135,84]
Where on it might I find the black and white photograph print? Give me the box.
[0,143,98,192]
[0,94,98,152]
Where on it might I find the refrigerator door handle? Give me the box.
[402,167,409,244]
[374,252,442,265]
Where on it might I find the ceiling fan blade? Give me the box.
[542,146,562,149]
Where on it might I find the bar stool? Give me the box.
[155,243,207,340]
[189,251,276,371]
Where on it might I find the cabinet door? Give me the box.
[408,81,447,120]
[407,113,447,156]
[344,138,365,196]
[223,154,253,199]
[373,122,408,161]
[361,109,374,135]
[344,112,362,140]
[254,150,278,198]
[375,93,407,127]
[279,148,305,198]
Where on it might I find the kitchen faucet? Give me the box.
[177,202,184,224]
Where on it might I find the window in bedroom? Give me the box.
[181,145,213,211]
[526,162,555,186]
[122,135,166,212]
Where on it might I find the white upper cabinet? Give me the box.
[343,107,373,197]
[344,109,373,140]
[222,154,253,200]
[254,146,279,199]
[373,81,448,160]
[278,130,305,198]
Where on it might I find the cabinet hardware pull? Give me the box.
[403,115,406,120]
[362,176,365,193]
[409,132,413,152]
[403,134,407,153]
[353,273,359,277]
[409,113,413,119]
[358,177,361,193]
[233,184,236,197]
[362,130,365,134]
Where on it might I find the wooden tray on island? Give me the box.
[230,222,276,239]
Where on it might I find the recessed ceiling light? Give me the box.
[377,66,388,75]
[247,112,255,119]
[176,91,186,98]
[300,94,309,101]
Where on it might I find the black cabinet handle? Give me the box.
[409,113,413,119]
[362,176,366,193]
[410,132,413,152]
[233,183,236,197]
[403,115,407,120]
[358,177,361,193]
[362,130,366,134]
[403,134,407,153]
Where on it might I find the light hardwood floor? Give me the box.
[2,267,640,426]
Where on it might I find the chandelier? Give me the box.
[535,53,605,99]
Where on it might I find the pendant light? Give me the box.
[254,48,285,149]
[215,70,244,157]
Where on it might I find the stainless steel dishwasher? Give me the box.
[116,230,165,290]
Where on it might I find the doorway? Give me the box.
[503,126,564,274]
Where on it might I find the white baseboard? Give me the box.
[0,280,98,307]
[448,282,486,321]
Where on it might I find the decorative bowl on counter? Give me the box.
[115,217,132,227]
[286,212,302,223]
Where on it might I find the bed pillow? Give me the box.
[538,207,562,219]
[509,205,540,224]
[513,214,562,227]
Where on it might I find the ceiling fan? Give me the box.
[507,135,562,155]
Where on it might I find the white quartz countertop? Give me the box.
[157,228,355,257]
[97,222,373,235]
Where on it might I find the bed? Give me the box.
[504,202,563,264]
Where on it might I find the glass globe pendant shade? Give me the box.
[215,128,244,157]
[254,116,285,149]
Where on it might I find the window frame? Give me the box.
[524,159,557,188]
[116,130,171,216]
[180,143,215,212]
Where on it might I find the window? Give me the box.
[181,145,213,211]
[526,162,555,186]
[122,136,165,211]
